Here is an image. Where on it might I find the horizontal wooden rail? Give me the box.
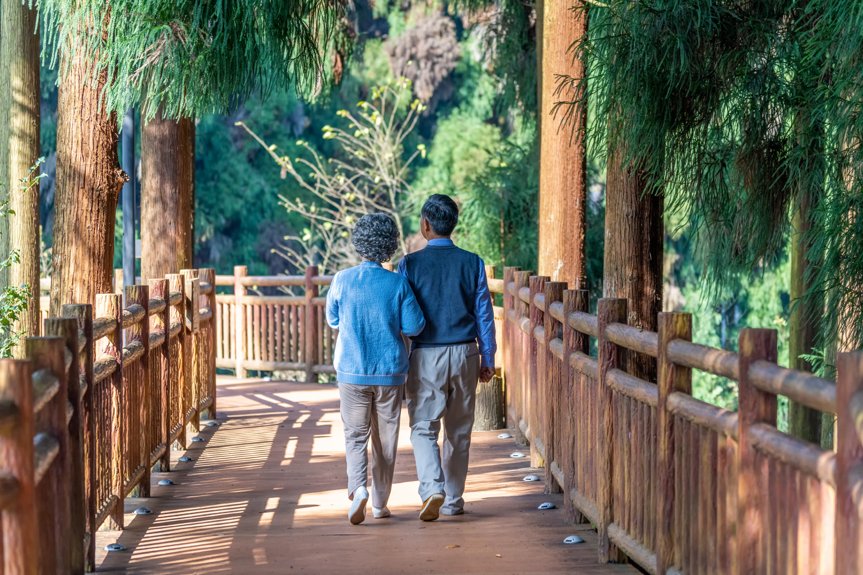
[33,432,59,485]
[607,368,658,407]
[667,392,738,438]
[748,359,837,414]
[667,339,738,380]
[568,311,598,337]
[122,303,146,328]
[749,423,837,485]
[605,322,658,358]
[31,369,60,413]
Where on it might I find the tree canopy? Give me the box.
[39,0,354,120]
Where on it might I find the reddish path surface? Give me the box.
[96,378,635,574]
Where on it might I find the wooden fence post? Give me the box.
[45,317,87,573]
[147,280,172,474]
[181,270,201,431]
[561,288,589,524]
[234,266,248,379]
[201,268,217,418]
[62,303,95,571]
[656,312,692,574]
[836,351,863,573]
[502,267,517,430]
[167,274,188,449]
[304,266,319,384]
[597,298,627,563]
[736,328,777,575]
[528,274,549,467]
[542,281,566,493]
[26,336,71,574]
[96,293,125,530]
[513,270,531,443]
[125,284,150,497]
[0,360,37,575]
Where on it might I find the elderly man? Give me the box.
[398,194,497,521]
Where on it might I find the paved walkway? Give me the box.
[96,378,634,574]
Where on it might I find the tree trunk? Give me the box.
[473,374,506,431]
[141,115,195,279]
[537,0,588,288]
[603,145,663,380]
[1,0,41,342]
[788,184,823,443]
[50,39,126,315]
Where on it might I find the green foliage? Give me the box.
[39,0,353,120]
[239,81,425,273]
[456,121,537,270]
[567,0,863,361]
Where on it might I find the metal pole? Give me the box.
[121,109,136,287]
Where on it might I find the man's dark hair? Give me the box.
[351,213,400,263]
[421,194,459,236]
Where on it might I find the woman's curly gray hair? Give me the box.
[351,213,400,263]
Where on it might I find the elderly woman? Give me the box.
[326,213,425,525]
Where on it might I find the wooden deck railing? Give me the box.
[502,267,863,575]
[1,268,217,574]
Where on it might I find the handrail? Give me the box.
[605,322,658,358]
[121,304,146,328]
[749,423,836,487]
[568,311,598,337]
[93,317,117,340]
[33,433,60,486]
[667,339,739,381]
[148,297,167,315]
[32,369,60,414]
[667,392,738,438]
[748,360,836,414]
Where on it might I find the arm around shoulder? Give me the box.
[399,280,425,337]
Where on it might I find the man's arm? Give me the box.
[475,259,497,379]
[397,257,407,278]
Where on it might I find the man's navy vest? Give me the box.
[402,243,479,347]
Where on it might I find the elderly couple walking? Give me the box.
[325,194,496,525]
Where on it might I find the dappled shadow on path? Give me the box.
[95,378,634,574]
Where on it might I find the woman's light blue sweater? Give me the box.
[326,261,425,386]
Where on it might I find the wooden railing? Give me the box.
[502,267,863,575]
[212,265,506,379]
[0,268,217,574]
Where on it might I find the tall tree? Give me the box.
[1,0,42,339]
[141,116,195,278]
[538,1,588,288]
[603,146,663,378]
[50,40,127,314]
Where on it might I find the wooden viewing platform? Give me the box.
[95,378,632,574]
[2,264,863,574]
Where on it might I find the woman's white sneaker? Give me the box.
[372,506,391,519]
[349,486,369,525]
